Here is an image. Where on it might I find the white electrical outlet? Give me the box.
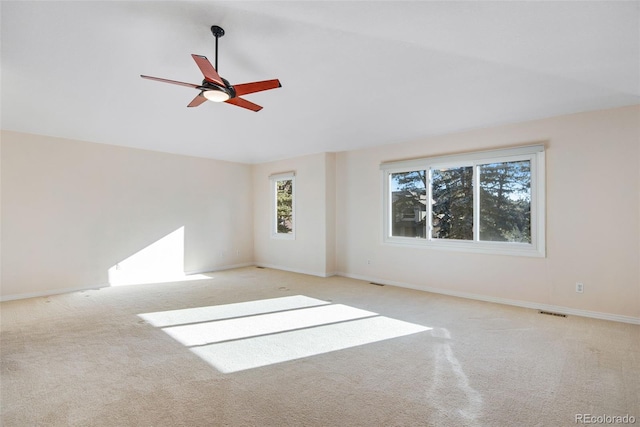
[576,282,584,293]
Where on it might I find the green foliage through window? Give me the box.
[432,166,474,240]
[479,161,531,243]
[276,179,293,234]
[389,160,533,243]
[391,171,427,238]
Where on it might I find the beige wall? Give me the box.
[335,105,640,320]
[1,131,254,299]
[253,152,336,277]
[2,106,639,321]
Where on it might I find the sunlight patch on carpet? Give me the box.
[162,304,377,346]
[139,295,330,327]
[139,295,431,373]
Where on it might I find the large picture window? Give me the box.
[382,145,545,256]
[270,172,295,239]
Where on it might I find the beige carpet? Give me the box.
[1,267,638,426]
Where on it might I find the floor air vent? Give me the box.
[369,282,385,286]
[539,310,567,318]
[256,266,265,269]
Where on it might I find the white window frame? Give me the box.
[381,145,545,257]
[270,171,296,240]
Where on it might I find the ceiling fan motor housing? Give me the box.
[201,78,236,99]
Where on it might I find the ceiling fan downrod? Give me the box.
[210,25,225,71]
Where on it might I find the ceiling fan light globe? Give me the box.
[203,89,230,102]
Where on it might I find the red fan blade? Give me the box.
[233,79,282,97]
[225,97,263,112]
[191,54,225,86]
[140,75,200,89]
[187,92,208,108]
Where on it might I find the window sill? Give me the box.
[383,236,545,258]
[271,233,295,240]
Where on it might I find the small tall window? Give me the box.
[382,145,545,257]
[270,172,295,239]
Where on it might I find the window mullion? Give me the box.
[427,168,433,240]
[473,163,480,242]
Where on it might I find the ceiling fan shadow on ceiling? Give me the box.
[141,25,281,112]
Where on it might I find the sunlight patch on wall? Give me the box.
[108,227,210,286]
[139,295,430,373]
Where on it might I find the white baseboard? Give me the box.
[1,263,256,302]
[335,271,640,325]
[186,262,255,275]
[4,266,636,325]
[255,263,334,278]
[0,284,108,302]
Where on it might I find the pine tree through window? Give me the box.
[382,145,545,257]
[276,179,293,234]
[270,172,295,239]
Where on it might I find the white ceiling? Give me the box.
[2,1,638,164]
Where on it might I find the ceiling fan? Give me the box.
[141,25,281,112]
